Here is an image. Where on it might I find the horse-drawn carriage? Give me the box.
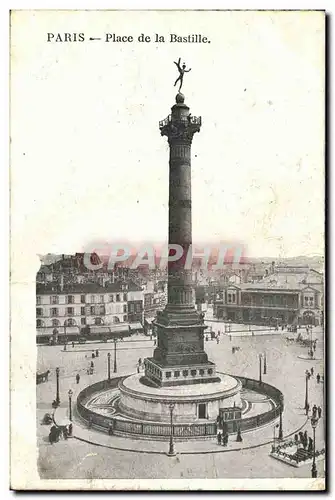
[36,370,50,385]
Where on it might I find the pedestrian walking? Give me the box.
[90,361,94,369]
[299,431,304,445]
[68,423,73,436]
[76,373,80,384]
[316,373,321,384]
[92,352,95,359]
[95,349,99,357]
[305,402,310,415]
[72,342,75,348]
[311,367,314,376]
[217,432,222,445]
[318,406,322,418]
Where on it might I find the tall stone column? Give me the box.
[144,92,218,387]
[162,92,201,315]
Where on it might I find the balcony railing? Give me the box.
[159,114,202,129]
[220,304,299,311]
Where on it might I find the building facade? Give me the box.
[214,266,324,326]
[36,281,143,340]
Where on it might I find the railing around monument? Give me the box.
[76,376,283,439]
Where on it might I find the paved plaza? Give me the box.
[37,329,325,479]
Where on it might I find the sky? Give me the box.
[11,10,325,268]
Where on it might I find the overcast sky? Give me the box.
[11,10,324,265]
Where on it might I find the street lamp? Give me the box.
[55,367,60,406]
[107,352,111,380]
[68,389,73,421]
[273,424,278,449]
[278,406,283,440]
[263,351,267,375]
[311,415,319,478]
[304,370,309,410]
[167,402,176,456]
[259,354,262,384]
[113,339,117,373]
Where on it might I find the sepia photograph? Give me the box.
[10,9,325,490]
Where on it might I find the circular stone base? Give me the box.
[118,372,242,423]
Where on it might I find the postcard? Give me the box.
[10,9,325,490]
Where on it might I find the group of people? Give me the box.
[305,400,323,419]
[308,340,318,358]
[295,430,314,453]
[87,360,95,375]
[49,423,73,444]
[306,367,323,384]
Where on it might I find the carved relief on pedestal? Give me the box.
[173,342,197,354]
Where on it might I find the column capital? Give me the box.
[159,94,201,145]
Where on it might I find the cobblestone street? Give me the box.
[37,329,325,479]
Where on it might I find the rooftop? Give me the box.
[36,280,142,295]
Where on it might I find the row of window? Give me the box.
[304,296,315,306]
[36,293,128,305]
[227,295,316,306]
[227,293,236,304]
[128,303,143,313]
[36,315,128,328]
[36,305,127,317]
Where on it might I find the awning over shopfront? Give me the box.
[129,322,143,331]
[36,327,80,336]
[87,326,111,336]
[85,324,131,337]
